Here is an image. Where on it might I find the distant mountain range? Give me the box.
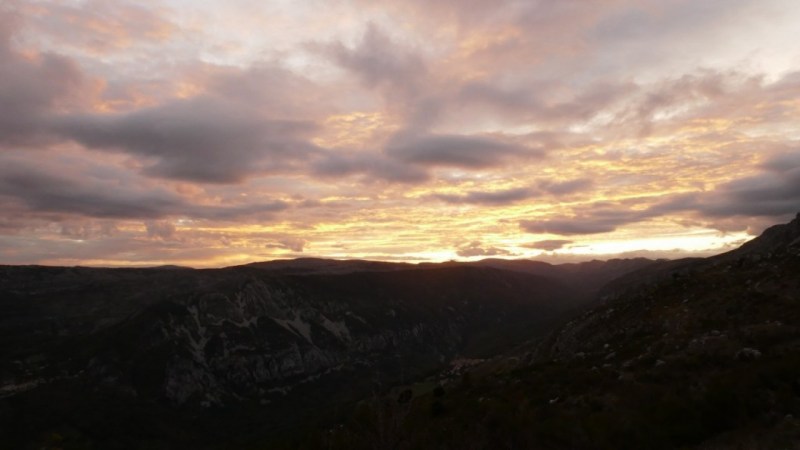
[1,213,799,449]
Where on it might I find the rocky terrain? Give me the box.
[0,256,655,449]
[317,213,800,449]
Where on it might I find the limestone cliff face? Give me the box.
[7,257,680,448]
[151,279,462,407]
[2,265,576,419]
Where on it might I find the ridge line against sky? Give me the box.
[0,0,799,267]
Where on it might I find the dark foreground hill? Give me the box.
[0,256,653,449]
[317,214,800,449]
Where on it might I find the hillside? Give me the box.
[317,213,800,449]
[4,214,798,449]
[0,258,652,449]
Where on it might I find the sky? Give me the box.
[0,0,799,267]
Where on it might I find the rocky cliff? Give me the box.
[0,262,611,448]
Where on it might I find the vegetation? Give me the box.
[300,226,800,449]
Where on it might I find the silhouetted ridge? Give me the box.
[707,212,800,265]
[312,212,800,449]
[738,212,800,253]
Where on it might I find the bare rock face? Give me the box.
[150,279,462,408]
[1,262,596,447]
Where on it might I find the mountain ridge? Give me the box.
[1,213,799,449]
[312,212,800,449]
[1,259,637,448]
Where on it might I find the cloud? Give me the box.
[692,151,800,218]
[323,23,442,129]
[185,201,289,222]
[0,12,86,147]
[520,217,621,236]
[0,14,329,185]
[519,195,695,236]
[523,239,573,251]
[761,151,800,172]
[520,153,800,236]
[456,241,512,257]
[0,160,181,219]
[23,1,175,54]
[57,96,320,183]
[145,220,176,240]
[311,153,429,183]
[457,80,633,126]
[385,132,539,168]
[0,159,289,222]
[266,237,308,252]
[434,187,535,205]
[538,178,594,196]
[328,23,426,95]
[59,221,118,240]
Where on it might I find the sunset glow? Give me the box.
[1,0,799,267]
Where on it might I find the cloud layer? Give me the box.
[1,0,799,266]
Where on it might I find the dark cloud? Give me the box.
[519,195,694,236]
[0,15,328,185]
[434,187,535,205]
[0,12,85,147]
[316,130,543,182]
[457,80,633,126]
[58,97,319,183]
[328,24,426,95]
[538,178,594,195]
[185,201,289,222]
[311,153,429,183]
[761,152,800,173]
[0,160,288,222]
[694,152,800,218]
[145,220,176,240]
[456,241,512,257]
[523,239,573,251]
[323,23,441,129]
[520,217,620,235]
[0,161,181,219]
[386,132,538,168]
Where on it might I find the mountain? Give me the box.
[5,213,797,450]
[239,257,412,274]
[468,257,659,300]
[316,213,800,449]
[0,256,656,449]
